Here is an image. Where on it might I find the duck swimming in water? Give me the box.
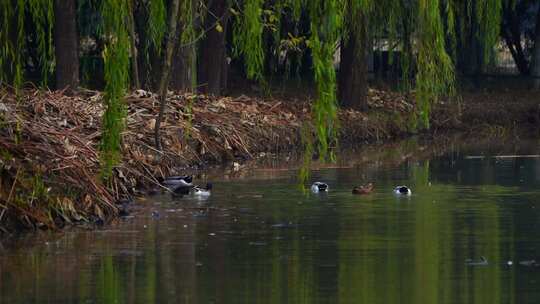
[394,186,412,196]
[192,183,212,197]
[352,183,374,195]
[311,182,329,193]
[160,175,193,187]
[158,175,194,194]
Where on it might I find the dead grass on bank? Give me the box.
[0,88,315,231]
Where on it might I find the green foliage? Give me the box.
[100,0,130,180]
[415,0,456,130]
[183,95,195,140]
[285,0,303,21]
[78,0,103,37]
[28,0,55,87]
[233,0,265,80]
[147,0,167,54]
[180,0,196,44]
[14,0,25,90]
[0,0,54,89]
[475,0,503,64]
[307,0,341,161]
[298,121,314,188]
[0,0,508,184]
[445,0,457,61]
[30,174,50,204]
[0,1,14,86]
[297,0,342,185]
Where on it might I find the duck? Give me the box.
[311,182,329,193]
[192,183,212,197]
[160,175,193,187]
[394,185,412,196]
[159,175,194,194]
[352,183,374,195]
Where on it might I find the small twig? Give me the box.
[7,168,21,204]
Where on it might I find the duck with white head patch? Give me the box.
[394,186,412,196]
[192,183,213,197]
[311,182,329,193]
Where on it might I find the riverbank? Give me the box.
[0,87,539,232]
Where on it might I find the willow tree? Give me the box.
[336,0,503,129]
[140,0,167,90]
[0,1,16,87]
[415,0,456,130]
[100,0,130,179]
[0,0,55,90]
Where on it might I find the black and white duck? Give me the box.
[311,182,329,193]
[160,175,193,187]
[192,183,213,197]
[159,175,193,193]
[394,185,412,196]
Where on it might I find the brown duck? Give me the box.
[352,183,374,195]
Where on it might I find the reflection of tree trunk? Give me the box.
[154,0,181,150]
[128,0,140,89]
[531,4,540,89]
[198,0,230,95]
[54,0,79,90]
[338,11,368,110]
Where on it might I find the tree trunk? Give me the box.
[198,0,230,95]
[531,4,540,89]
[170,0,197,92]
[154,0,181,150]
[54,0,79,90]
[128,0,140,89]
[502,28,530,75]
[502,3,530,75]
[338,11,369,111]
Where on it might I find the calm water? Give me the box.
[2,141,540,304]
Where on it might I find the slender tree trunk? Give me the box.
[338,11,369,110]
[54,0,79,90]
[531,4,540,89]
[154,0,181,150]
[128,0,140,89]
[198,0,230,95]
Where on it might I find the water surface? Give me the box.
[1,140,540,304]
